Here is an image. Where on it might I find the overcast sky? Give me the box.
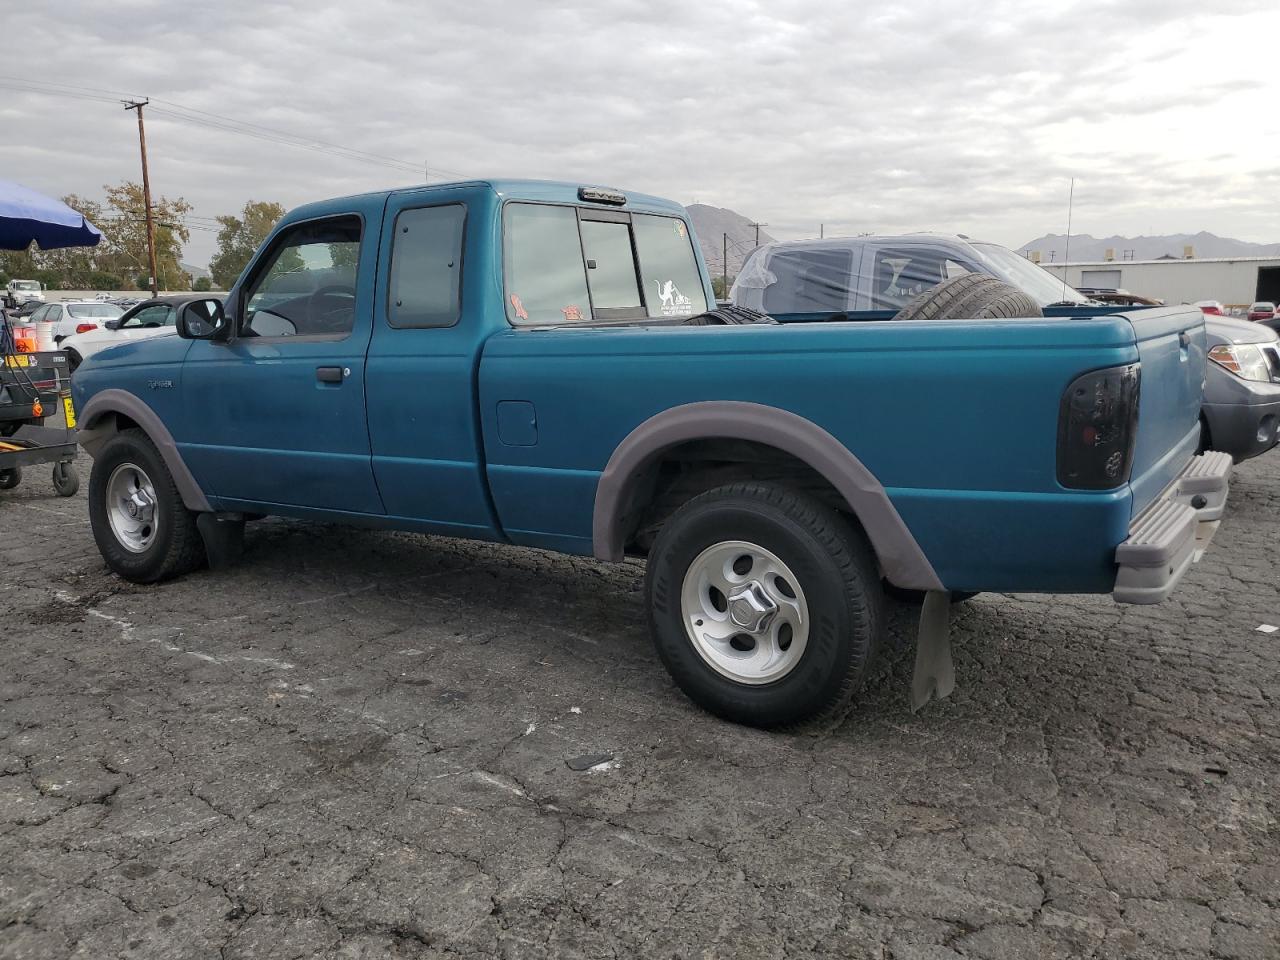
[3,0,1278,267]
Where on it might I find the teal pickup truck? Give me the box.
[71,179,1230,727]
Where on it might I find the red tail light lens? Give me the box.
[75,323,98,334]
[1057,363,1141,489]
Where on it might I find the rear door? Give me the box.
[363,186,498,534]
[178,209,384,514]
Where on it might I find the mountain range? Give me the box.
[685,204,775,279]
[1017,232,1280,263]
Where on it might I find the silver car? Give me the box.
[733,234,1280,463]
[1201,315,1280,462]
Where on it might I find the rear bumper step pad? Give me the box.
[1113,451,1230,604]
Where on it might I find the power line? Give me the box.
[0,75,467,181]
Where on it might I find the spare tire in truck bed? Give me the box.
[892,273,1042,322]
[682,305,777,325]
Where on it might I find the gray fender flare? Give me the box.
[592,401,943,591]
[77,388,212,513]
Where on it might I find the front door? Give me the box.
[178,209,384,515]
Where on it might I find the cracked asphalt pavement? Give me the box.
[2,443,1278,959]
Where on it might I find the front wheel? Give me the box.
[645,482,884,727]
[88,428,205,583]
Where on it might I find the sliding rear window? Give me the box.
[503,203,706,325]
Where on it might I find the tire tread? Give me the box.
[892,273,1042,322]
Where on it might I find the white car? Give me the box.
[28,300,124,344]
[60,297,182,371]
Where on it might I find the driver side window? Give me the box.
[242,215,362,339]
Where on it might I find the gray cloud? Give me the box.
[1,0,1275,266]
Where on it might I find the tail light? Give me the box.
[1057,363,1141,489]
[75,323,98,334]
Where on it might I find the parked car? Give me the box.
[1194,300,1227,316]
[61,297,187,372]
[1199,316,1280,461]
[732,232,1095,314]
[73,179,1228,727]
[1247,301,1277,323]
[733,235,1278,464]
[28,300,123,343]
[8,299,45,321]
[1076,287,1164,306]
[3,278,45,309]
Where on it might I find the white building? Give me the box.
[1039,256,1280,308]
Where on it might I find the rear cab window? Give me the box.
[387,204,466,328]
[503,203,707,325]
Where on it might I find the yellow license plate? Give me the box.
[63,395,76,428]
[4,355,33,367]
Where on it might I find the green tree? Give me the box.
[192,276,213,292]
[100,182,192,291]
[88,271,124,290]
[209,201,286,289]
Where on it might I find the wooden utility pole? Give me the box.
[123,99,159,296]
[722,232,728,295]
[749,222,768,245]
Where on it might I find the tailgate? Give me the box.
[1124,307,1205,513]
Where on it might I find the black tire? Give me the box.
[682,305,777,326]
[88,428,205,583]
[65,349,82,375]
[52,462,79,497]
[892,274,1042,322]
[645,482,884,728]
[0,467,21,490]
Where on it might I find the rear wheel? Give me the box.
[645,482,884,727]
[0,467,21,490]
[88,429,205,583]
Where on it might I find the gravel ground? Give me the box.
[1,443,1278,959]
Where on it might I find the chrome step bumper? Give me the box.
[1113,451,1231,604]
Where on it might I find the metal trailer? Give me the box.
[0,345,79,497]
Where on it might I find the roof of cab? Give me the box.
[284,179,687,223]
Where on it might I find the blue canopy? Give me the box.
[0,179,102,251]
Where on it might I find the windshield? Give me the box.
[66,303,124,319]
[12,281,39,291]
[971,242,1088,305]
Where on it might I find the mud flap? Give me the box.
[911,590,955,711]
[196,512,245,570]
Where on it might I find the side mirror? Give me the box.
[104,318,123,330]
[177,299,229,341]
